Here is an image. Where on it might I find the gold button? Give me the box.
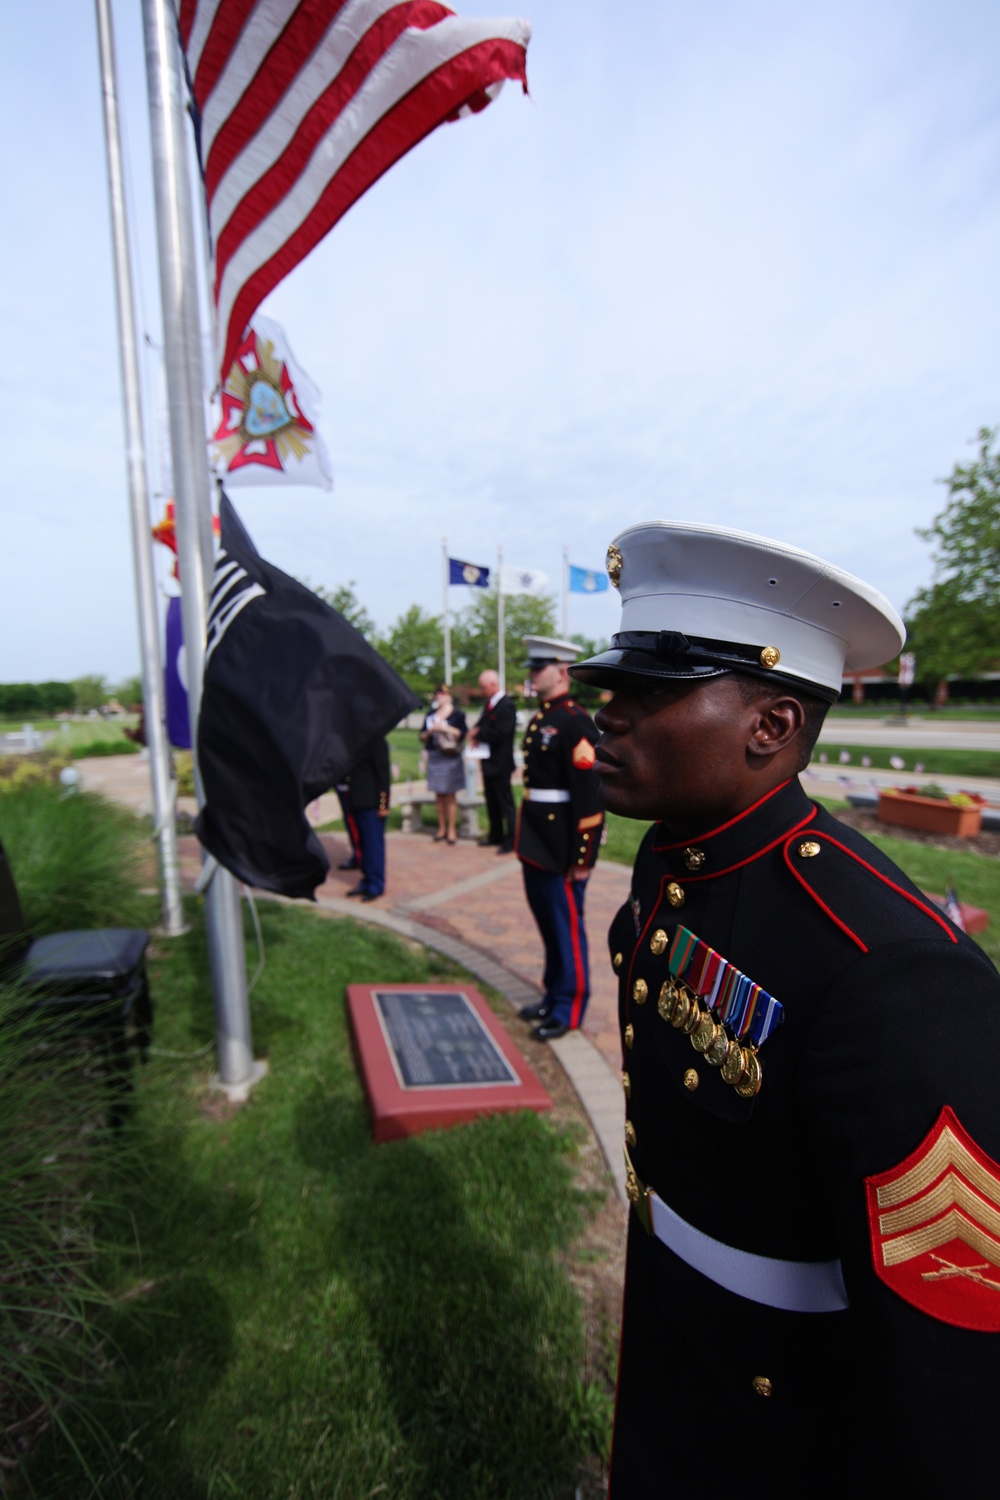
[752,1376,773,1398]
[759,646,780,669]
[683,847,706,872]
[649,928,668,956]
[543,702,551,710]
[577,858,586,865]
[613,952,623,971]
[633,979,648,1004]
[624,1120,637,1147]
[547,813,555,821]
[798,840,821,859]
[621,1070,631,1098]
[666,882,685,909]
[683,1067,699,1092]
[624,1023,635,1049]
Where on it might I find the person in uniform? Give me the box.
[515,637,605,1041]
[470,669,517,852]
[343,736,391,902]
[569,521,1000,1495]
[334,779,362,871]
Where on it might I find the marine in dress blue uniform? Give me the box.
[515,637,604,1041]
[570,522,1000,1495]
[343,737,391,902]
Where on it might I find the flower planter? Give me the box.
[876,791,982,838]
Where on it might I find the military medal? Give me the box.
[665,927,784,1097]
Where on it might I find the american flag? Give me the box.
[177,1,531,385]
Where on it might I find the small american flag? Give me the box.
[945,882,967,934]
[177,1,531,385]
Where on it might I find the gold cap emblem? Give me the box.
[606,543,623,588]
[759,646,781,669]
[649,928,668,956]
[683,1067,700,1092]
[665,882,685,909]
[798,840,821,859]
[683,847,706,872]
[612,951,623,971]
[633,978,648,1005]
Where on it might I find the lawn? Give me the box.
[0,715,141,759]
[810,743,999,778]
[5,787,615,1499]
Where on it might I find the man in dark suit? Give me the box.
[570,520,1000,1495]
[470,669,517,853]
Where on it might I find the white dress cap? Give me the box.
[571,521,905,700]
[523,635,581,666]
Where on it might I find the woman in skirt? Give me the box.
[420,686,468,844]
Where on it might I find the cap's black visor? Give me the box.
[568,631,838,702]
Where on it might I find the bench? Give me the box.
[398,791,485,840]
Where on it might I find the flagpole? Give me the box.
[442,536,452,685]
[143,0,256,1094]
[497,544,505,694]
[562,544,569,638]
[95,0,184,940]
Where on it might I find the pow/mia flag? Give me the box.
[195,493,419,898]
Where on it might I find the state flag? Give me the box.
[195,492,419,898]
[449,557,490,587]
[569,564,609,595]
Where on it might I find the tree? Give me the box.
[377,605,444,698]
[305,580,376,641]
[906,425,1000,685]
[451,589,557,694]
[70,675,107,714]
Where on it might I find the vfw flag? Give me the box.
[500,564,548,595]
[178,1,532,386]
[210,316,332,489]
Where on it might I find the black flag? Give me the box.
[194,494,419,898]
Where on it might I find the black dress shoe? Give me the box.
[338,859,359,871]
[518,1000,551,1022]
[478,836,498,847]
[346,884,366,898]
[534,1019,569,1041]
[496,842,514,855]
[360,891,381,903]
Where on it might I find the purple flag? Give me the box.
[165,596,192,750]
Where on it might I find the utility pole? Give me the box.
[95,0,185,938]
[142,0,259,1093]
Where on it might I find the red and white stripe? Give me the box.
[177,1,530,383]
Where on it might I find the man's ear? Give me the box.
[747,695,805,760]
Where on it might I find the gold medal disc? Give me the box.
[721,1043,748,1087]
[690,1011,717,1053]
[734,1048,763,1098]
[705,1029,732,1068]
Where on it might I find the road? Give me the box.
[819,718,1000,751]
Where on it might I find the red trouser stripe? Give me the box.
[564,875,587,1029]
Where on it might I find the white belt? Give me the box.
[523,788,570,803]
[627,1151,849,1313]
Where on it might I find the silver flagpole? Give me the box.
[143,0,257,1092]
[95,0,185,939]
[497,544,505,694]
[562,544,569,638]
[442,537,452,684]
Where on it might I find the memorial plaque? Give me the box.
[348,982,552,1142]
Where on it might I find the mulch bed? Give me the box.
[832,806,1000,857]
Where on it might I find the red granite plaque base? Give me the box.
[347,982,552,1142]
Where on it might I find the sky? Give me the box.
[1,0,998,684]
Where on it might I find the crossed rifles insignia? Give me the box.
[865,1106,1000,1330]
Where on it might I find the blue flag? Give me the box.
[449,557,490,587]
[569,564,609,595]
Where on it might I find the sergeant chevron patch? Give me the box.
[865,1107,1000,1330]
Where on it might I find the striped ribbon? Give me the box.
[668,927,784,1047]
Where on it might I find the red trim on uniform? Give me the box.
[782,836,867,951]
[346,811,363,871]
[782,830,958,951]
[651,778,795,851]
[564,875,587,1028]
[678,809,816,883]
[865,1107,1000,1330]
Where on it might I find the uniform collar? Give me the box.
[649,777,816,881]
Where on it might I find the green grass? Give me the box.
[19,895,611,1499]
[812,744,999,778]
[0,717,141,757]
[387,726,425,782]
